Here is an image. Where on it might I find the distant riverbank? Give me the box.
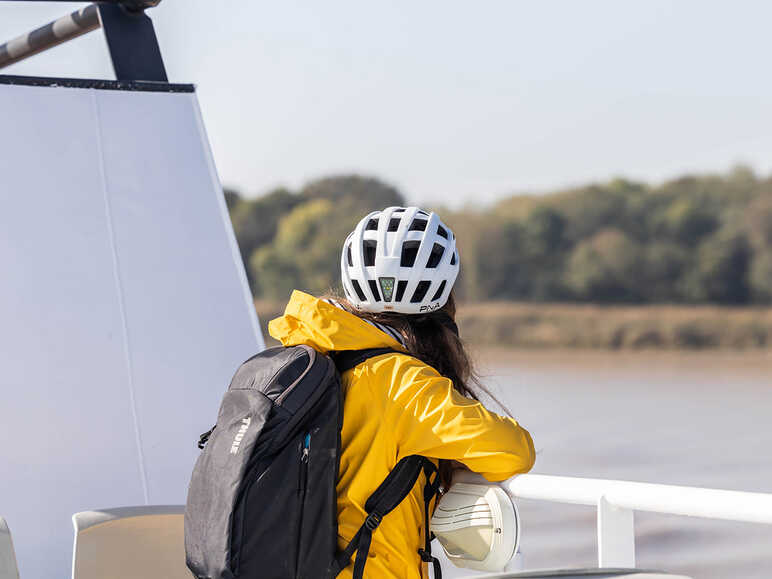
[255,300,772,350]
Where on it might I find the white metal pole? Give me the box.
[506,474,772,525]
[0,5,100,71]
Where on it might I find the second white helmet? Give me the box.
[341,206,459,314]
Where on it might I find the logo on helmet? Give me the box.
[379,277,395,302]
[419,302,442,313]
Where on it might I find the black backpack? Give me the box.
[184,345,443,579]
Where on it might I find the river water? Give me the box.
[443,350,772,579]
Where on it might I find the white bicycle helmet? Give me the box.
[341,206,459,314]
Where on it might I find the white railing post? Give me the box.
[597,495,635,568]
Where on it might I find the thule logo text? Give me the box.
[230,417,251,454]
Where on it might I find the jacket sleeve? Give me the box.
[378,356,536,482]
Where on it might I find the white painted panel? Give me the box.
[0,81,262,579]
[93,89,263,504]
[0,84,145,579]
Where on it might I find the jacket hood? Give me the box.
[268,290,406,354]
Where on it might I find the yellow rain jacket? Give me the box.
[269,291,535,578]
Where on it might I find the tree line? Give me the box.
[227,166,772,304]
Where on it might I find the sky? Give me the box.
[2,1,771,207]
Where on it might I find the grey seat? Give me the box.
[71,505,188,579]
[0,517,19,579]
[464,569,692,579]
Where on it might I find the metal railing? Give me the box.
[504,474,772,568]
[0,0,166,81]
[0,5,100,70]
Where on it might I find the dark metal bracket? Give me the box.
[97,3,167,82]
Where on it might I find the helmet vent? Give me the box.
[400,241,420,267]
[395,280,408,302]
[350,279,367,302]
[411,281,431,303]
[365,219,378,231]
[431,280,446,302]
[346,244,353,267]
[367,280,381,302]
[409,218,427,232]
[437,225,448,239]
[387,218,401,232]
[450,251,457,266]
[363,240,377,267]
[426,243,445,268]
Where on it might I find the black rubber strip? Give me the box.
[0,74,194,93]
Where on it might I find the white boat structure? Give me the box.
[0,3,770,578]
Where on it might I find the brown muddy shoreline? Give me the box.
[255,300,772,351]
[456,303,772,350]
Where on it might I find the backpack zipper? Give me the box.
[299,432,310,493]
[295,432,311,575]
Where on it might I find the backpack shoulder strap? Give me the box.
[331,455,441,579]
[418,460,443,578]
[332,347,398,373]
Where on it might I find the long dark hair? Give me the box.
[332,291,510,491]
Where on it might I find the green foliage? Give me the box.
[642,242,690,302]
[745,193,772,303]
[522,207,566,254]
[472,207,569,301]
[654,198,718,245]
[233,175,405,300]
[475,220,529,299]
[227,168,772,305]
[230,188,301,286]
[681,228,752,304]
[299,175,403,209]
[566,229,644,302]
[251,199,337,300]
[749,251,772,303]
[746,193,772,248]
[223,188,242,212]
[547,180,645,243]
